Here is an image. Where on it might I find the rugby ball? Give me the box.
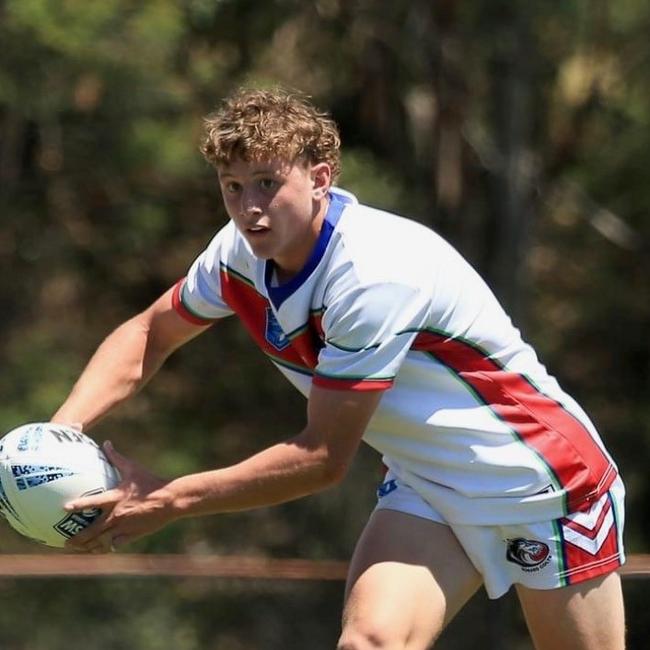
[0,422,119,548]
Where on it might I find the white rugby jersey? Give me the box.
[172,188,619,525]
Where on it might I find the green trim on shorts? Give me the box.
[609,480,626,562]
[551,518,568,588]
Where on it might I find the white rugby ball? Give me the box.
[0,422,119,548]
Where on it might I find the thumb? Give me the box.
[102,440,130,471]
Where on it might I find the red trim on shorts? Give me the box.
[561,525,623,585]
[559,493,623,586]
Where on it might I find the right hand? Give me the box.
[64,441,176,553]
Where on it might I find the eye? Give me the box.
[259,178,277,191]
[223,181,241,194]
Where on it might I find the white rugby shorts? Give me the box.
[374,471,626,599]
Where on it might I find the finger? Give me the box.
[66,543,90,554]
[66,536,99,552]
[87,540,115,554]
[62,505,112,549]
[64,488,120,513]
[111,534,129,550]
[64,522,106,549]
[65,516,113,551]
[99,531,117,553]
[101,440,132,473]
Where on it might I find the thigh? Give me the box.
[516,571,625,650]
[339,509,481,650]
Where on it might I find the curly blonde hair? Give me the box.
[200,87,341,181]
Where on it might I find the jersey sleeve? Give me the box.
[172,227,236,325]
[314,282,430,391]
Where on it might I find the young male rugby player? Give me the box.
[53,88,626,649]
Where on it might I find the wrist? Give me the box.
[49,417,84,432]
[156,478,194,521]
[162,475,212,519]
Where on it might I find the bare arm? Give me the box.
[167,385,383,513]
[51,286,211,430]
[64,385,384,551]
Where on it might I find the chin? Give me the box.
[246,243,274,260]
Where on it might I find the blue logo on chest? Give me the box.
[265,307,290,351]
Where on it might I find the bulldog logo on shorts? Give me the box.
[506,538,550,569]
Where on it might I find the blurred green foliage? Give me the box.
[1,1,649,648]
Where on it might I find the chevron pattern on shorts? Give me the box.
[560,492,614,555]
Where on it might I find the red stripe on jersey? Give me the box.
[219,268,317,371]
[313,375,393,391]
[288,311,325,368]
[171,280,216,326]
[413,331,616,512]
[290,330,320,368]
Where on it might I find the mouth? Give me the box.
[246,225,270,236]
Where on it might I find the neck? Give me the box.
[273,195,330,283]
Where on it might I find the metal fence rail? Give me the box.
[0,553,647,580]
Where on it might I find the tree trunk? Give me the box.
[484,4,537,322]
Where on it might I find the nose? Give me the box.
[240,189,263,219]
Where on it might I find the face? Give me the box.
[218,157,331,278]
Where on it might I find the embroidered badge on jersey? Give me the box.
[265,307,290,351]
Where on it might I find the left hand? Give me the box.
[64,441,176,553]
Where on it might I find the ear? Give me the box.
[311,162,332,200]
